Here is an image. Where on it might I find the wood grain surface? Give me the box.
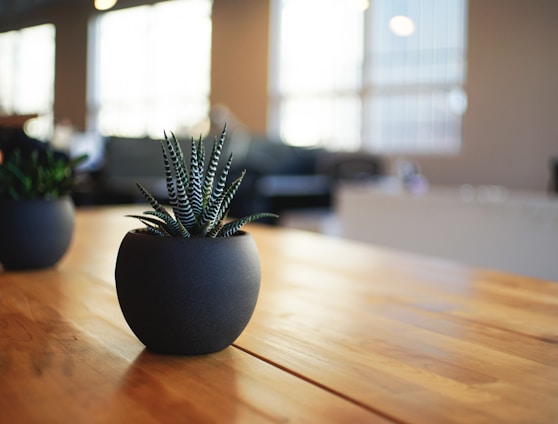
[1,205,557,423]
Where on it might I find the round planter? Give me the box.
[0,197,75,270]
[115,230,261,355]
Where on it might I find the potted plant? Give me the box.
[115,126,277,355]
[0,144,86,270]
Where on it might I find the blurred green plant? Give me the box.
[0,147,87,200]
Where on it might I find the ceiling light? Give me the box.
[95,0,118,11]
[348,0,369,11]
[389,15,415,37]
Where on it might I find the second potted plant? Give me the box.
[0,143,86,270]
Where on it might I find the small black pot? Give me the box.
[115,230,261,355]
[0,197,75,270]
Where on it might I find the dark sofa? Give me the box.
[73,132,384,222]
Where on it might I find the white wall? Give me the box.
[336,183,558,281]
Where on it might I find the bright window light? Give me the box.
[90,0,212,138]
[0,24,56,141]
[269,0,364,149]
[270,0,468,154]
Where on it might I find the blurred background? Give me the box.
[1,0,557,279]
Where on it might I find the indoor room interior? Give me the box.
[1,2,558,422]
[1,0,558,279]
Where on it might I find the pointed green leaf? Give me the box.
[188,136,203,218]
[202,125,226,208]
[144,210,189,237]
[218,213,279,237]
[200,152,233,228]
[209,169,246,231]
[135,182,171,217]
[163,133,196,229]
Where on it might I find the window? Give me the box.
[0,24,56,141]
[89,0,212,138]
[269,0,468,154]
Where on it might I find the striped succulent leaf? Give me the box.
[217,213,278,237]
[139,219,168,237]
[202,128,226,208]
[127,214,172,236]
[199,153,233,231]
[188,137,204,218]
[128,124,278,237]
[160,138,177,207]
[135,182,171,218]
[163,134,196,229]
[144,210,189,237]
[206,169,246,232]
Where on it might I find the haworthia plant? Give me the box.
[128,125,278,237]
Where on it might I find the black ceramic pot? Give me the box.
[0,197,75,270]
[115,230,261,355]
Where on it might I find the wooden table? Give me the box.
[1,206,557,423]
